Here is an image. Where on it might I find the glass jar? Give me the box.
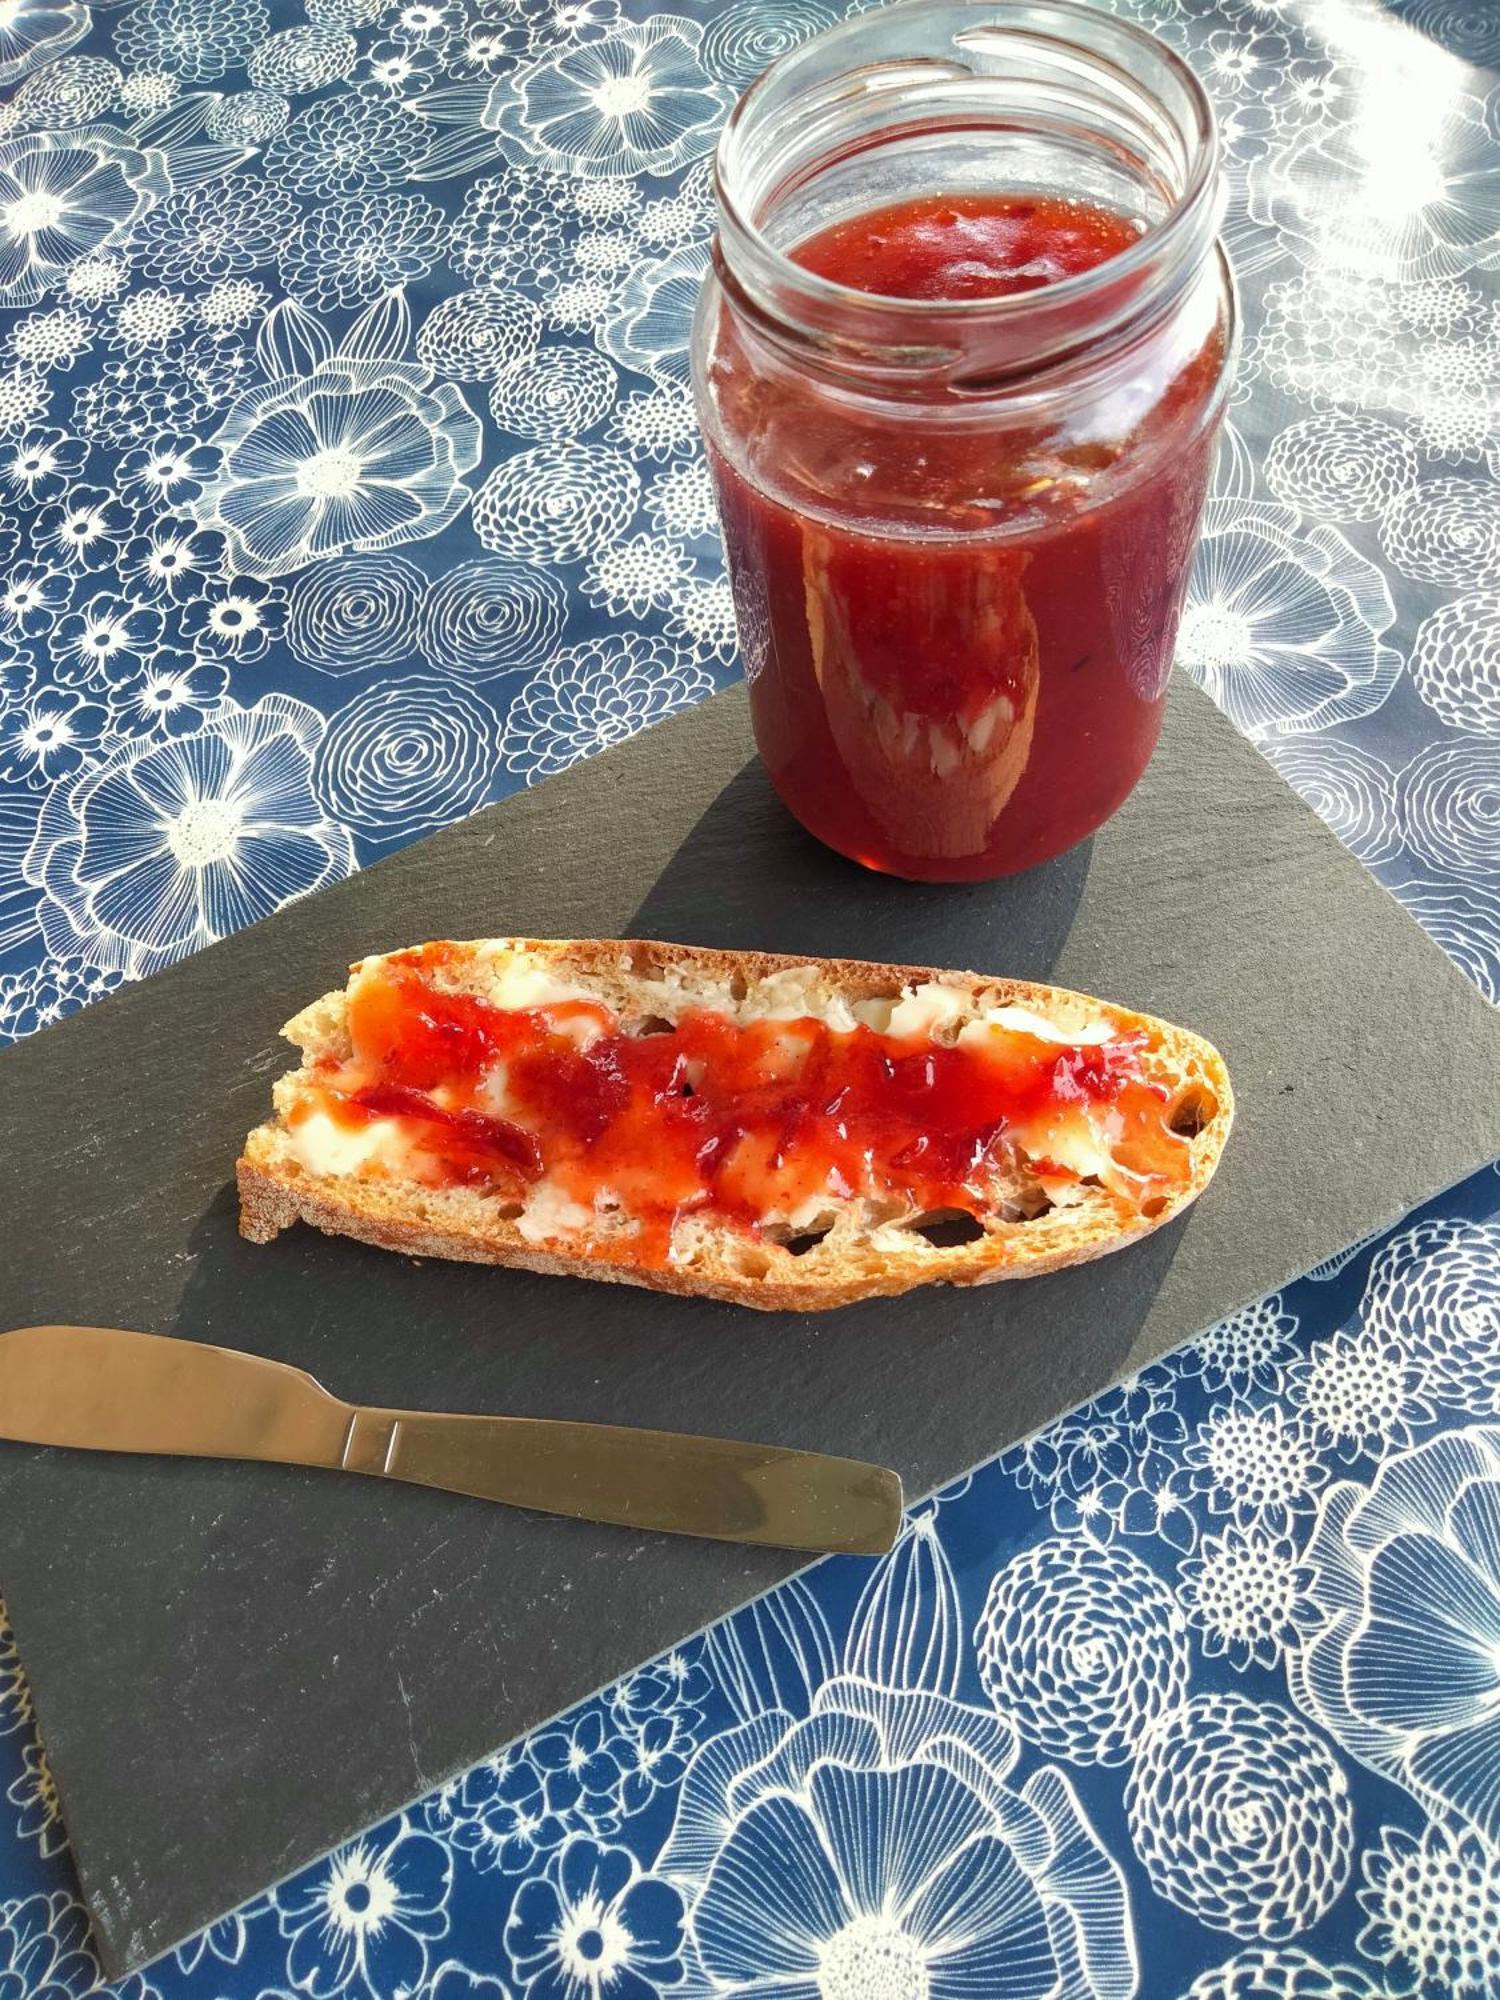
[692,0,1235,881]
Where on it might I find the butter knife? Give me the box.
[0,1325,902,1555]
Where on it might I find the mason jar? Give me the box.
[692,0,1235,881]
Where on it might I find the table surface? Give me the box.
[0,0,1497,1993]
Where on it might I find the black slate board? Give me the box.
[4,678,1500,1977]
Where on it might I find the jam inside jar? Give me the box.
[693,0,1235,881]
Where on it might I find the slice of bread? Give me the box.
[238,937,1232,1311]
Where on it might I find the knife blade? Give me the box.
[0,1326,903,1555]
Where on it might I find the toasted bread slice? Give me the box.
[238,937,1232,1311]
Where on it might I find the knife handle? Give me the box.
[340,1406,902,1556]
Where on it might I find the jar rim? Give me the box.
[713,0,1221,337]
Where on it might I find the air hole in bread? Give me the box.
[727,1245,770,1278]
[632,1014,674,1037]
[491,1202,523,1220]
[1169,1085,1219,1137]
[1140,1194,1169,1218]
[763,1210,838,1255]
[907,1209,986,1248]
[727,971,749,1001]
[782,1228,833,1258]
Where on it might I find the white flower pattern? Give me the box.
[274,1823,451,1999]
[415,556,564,676]
[1126,1694,1354,1940]
[483,15,731,180]
[1292,1427,1500,1842]
[1249,94,1500,284]
[23,692,353,973]
[196,357,483,576]
[1409,588,1500,734]
[1402,878,1500,1004]
[502,631,710,778]
[1357,1819,1500,1994]
[313,674,498,839]
[284,553,425,675]
[0,126,168,307]
[471,441,638,563]
[1398,735,1500,884]
[1175,1526,1317,1671]
[1360,1217,1500,1415]
[975,1540,1192,1764]
[1260,737,1401,867]
[1176,501,1401,741]
[0,0,91,84]
[1188,1401,1327,1531]
[661,1676,1136,2000]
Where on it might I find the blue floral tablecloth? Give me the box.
[2,0,1500,1991]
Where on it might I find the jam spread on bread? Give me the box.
[288,948,1195,1267]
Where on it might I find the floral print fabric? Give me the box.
[0,0,1498,1991]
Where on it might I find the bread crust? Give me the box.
[237,937,1233,1312]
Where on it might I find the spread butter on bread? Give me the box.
[237,937,1232,1310]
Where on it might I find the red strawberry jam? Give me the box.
[702,192,1227,879]
[288,948,1194,1270]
